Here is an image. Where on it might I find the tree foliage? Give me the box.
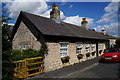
[115,38,120,48]
[2,8,14,80]
[2,46,48,80]
[105,41,110,49]
[2,8,14,52]
[2,7,48,80]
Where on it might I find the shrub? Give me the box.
[105,41,109,49]
[86,53,90,57]
[92,51,96,56]
[61,56,70,63]
[77,54,83,60]
[2,43,48,80]
[115,38,120,48]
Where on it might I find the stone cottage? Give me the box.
[100,30,116,48]
[11,4,109,72]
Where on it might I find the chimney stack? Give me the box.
[101,29,106,35]
[50,4,60,22]
[81,18,88,28]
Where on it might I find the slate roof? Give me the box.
[99,32,116,39]
[12,11,109,41]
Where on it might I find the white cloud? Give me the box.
[94,23,118,37]
[40,9,51,18]
[5,1,48,19]
[95,2,118,37]
[107,23,118,37]
[97,2,118,23]
[4,0,66,20]
[4,0,93,28]
[63,15,94,27]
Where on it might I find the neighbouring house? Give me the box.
[11,4,109,72]
[100,30,116,48]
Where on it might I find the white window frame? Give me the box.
[76,43,83,54]
[85,44,90,47]
[60,43,68,57]
[90,44,95,51]
[98,44,101,50]
[85,44,90,53]
[19,44,30,50]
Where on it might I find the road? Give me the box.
[25,57,120,79]
[61,62,119,78]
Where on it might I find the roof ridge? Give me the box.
[20,11,51,20]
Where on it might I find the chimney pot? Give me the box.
[81,18,88,28]
[101,29,106,35]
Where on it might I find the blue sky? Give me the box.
[49,2,109,19]
[47,2,111,28]
[2,1,119,37]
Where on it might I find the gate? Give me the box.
[13,57,45,79]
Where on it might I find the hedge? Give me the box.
[2,43,48,80]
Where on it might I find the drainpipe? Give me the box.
[96,42,99,57]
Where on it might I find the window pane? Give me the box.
[60,44,68,57]
[76,44,82,54]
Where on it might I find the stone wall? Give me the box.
[68,43,79,64]
[44,42,106,72]
[44,42,80,72]
[12,21,41,50]
[44,42,62,72]
[12,21,106,72]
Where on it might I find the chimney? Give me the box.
[81,18,88,28]
[101,29,106,35]
[50,4,60,22]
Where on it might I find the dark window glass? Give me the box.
[104,49,119,53]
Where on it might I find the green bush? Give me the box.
[77,54,83,60]
[2,43,48,80]
[61,56,70,63]
[105,41,109,49]
[115,38,120,48]
[86,52,90,57]
[3,49,44,61]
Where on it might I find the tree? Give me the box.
[2,7,14,80]
[2,7,14,52]
[105,41,110,49]
[115,38,120,48]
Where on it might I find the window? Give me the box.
[60,44,68,57]
[19,44,30,50]
[76,44,82,54]
[104,49,119,53]
[85,44,90,47]
[98,44,101,50]
[90,44,95,51]
[85,44,90,52]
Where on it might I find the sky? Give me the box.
[2,0,119,37]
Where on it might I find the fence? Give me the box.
[13,57,45,79]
